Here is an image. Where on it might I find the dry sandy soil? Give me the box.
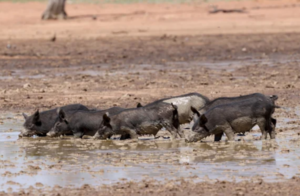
[1,0,300,39]
[0,0,300,195]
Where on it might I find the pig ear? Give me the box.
[136,103,143,108]
[171,103,178,110]
[191,106,200,117]
[58,108,68,122]
[32,109,41,125]
[22,113,29,120]
[269,95,278,101]
[199,114,208,126]
[103,112,111,125]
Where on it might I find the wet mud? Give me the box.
[0,21,300,195]
[0,108,300,193]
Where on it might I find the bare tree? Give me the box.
[42,0,67,20]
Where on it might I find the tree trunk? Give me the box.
[41,0,67,20]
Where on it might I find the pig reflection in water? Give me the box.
[179,141,276,164]
[20,139,186,160]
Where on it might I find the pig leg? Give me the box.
[223,127,235,141]
[168,129,178,140]
[269,129,276,139]
[214,132,223,141]
[271,118,277,127]
[269,118,276,139]
[120,134,131,140]
[93,131,100,139]
[123,128,138,140]
[176,126,185,138]
[161,122,179,140]
[257,118,268,140]
[93,131,110,140]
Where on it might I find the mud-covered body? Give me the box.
[144,92,209,124]
[47,107,124,138]
[187,94,277,142]
[20,104,90,137]
[93,102,182,140]
[200,93,277,113]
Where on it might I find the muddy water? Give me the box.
[0,112,300,192]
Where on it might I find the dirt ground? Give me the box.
[1,33,300,112]
[0,0,300,195]
[2,176,300,196]
[1,0,300,39]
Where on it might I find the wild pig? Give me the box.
[138,92,209,124]
[192,93,278,141]
[20,104,90,137]
[47,107,124,138]
[93,103,182,140]
[186,95,277,142]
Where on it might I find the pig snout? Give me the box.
[184,130,206,142]
[19,128,34,137]
[183,129,196,141]
[47,130,57,137]
[93,131,101,140]
[73,132,83,138]
[93,132,109,140]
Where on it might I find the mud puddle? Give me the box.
[0,112,300,192]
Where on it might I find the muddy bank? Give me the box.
[0,34,300,112]
[1,33,300,68]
